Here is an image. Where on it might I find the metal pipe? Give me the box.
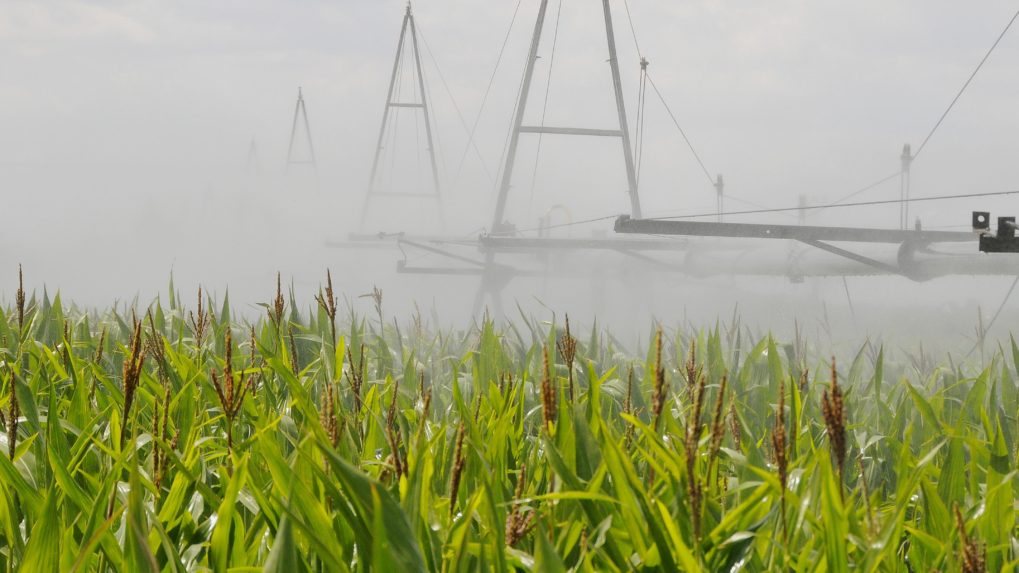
[614,215,975,243]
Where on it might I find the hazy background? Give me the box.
[2,0,1018,352]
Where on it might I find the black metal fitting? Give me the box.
[974,211,1019,253]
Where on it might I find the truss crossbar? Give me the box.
[518,126,623,137]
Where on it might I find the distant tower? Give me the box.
[286,87,317,172]
[714,174,724,222]
[899,143,913,230]
[362,3,442,225]
[245,137,260,175]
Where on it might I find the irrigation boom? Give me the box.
[330,2,1019,316]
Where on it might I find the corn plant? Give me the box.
[0,271,1015,571]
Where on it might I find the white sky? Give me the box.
[3,1,1018,218]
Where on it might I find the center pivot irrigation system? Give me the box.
[329,1,1019,315]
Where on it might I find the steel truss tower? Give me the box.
[364,3,442,222]
[286,87,317,172]
[491,0,642,232]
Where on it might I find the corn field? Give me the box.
[0,271,1016,572]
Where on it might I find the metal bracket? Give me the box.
[397,238,488,268]
[797,239,911,279]
[974,211,1019,253]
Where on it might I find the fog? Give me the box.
[2,0,1018,352]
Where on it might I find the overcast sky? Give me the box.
[4,1,1018,215]
[2,1,1018,334]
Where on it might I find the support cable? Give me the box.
[822,170,903,209]
[414,61,422,183]
[617,3,1018,225]
[981,275,1019,337]
[416,25,493,184]
[493,56,531,204]
[378,63,401,190]
[623,0,721,195]
[646,73,715,188]
[452,0,525,186]
[914,7,1019,160]
[387,47,406,178]
[619,5,786,220]
[622,0,643,58]
[764,8,1018,217]
[618,0,763,218]
[527,0,565,215]
[816,4,1019,213]
[623,0,648,188]
[725,194,795,213]
[484,188,1010,236]
[491,214,619,236]
[633,6,1017,222]
[964,274,1019,359]
[815,10,1019,217]
[646,189,1019,220]
[634,59,649,187]
[416,39,448,188]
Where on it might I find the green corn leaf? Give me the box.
[125,459,160,573]
[319,438,425,572]
[210,456,249,573]
[262,513,301,573]
[21,489,62,573]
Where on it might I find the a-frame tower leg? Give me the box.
[602,0,642,219]
[408,11,442,204]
